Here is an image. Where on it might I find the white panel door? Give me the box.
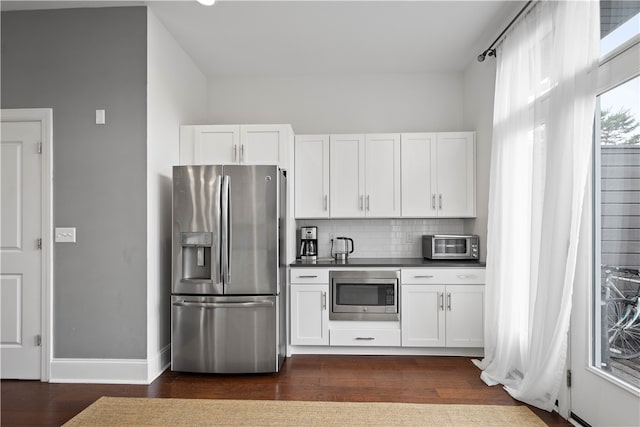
[1,120,42,379]
[194,125,240,164]
[435,132,476,217]
[295,135,330,218]
[240,125,282,165]
[401,284,445,347]
[445,284,484,347]
[364,134,400,217]
[290,284,329,346]
[330,135,365,218]
[401,133,437,217]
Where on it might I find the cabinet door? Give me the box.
[290,284,329,346]
[400,133,437,217]
[194,125,240,164]
[329,135,365,217]
[435,132,475,217]
[401,284,446,347]
[240,125,283,165]
[295,135,330,218]
[445,284,484,347]
[364,134,400,217]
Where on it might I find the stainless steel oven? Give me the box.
[329,270,399,321]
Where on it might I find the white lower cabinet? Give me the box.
[401,269,484,348]
[330,328,401,347]
[290,283,329,346]
[290,267,484,351]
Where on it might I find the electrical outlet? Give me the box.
[406,234,413,243]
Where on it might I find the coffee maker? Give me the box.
[299,226,318,261]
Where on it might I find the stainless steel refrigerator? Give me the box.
[171,164,286,373]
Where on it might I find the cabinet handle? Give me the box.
[240,144,245,163]
[366,195,370,211]
[414,275,434,279]
[233,144,238,162]
[360,195,364,210]
[324,195,328,211]
[457,275,473,279]
[298,275,318,278]
[322,291,327,310]
[432,194,436,209]
[439,194,443,210]
[439,292,444,311]
[355,337,375,341]
[447,292,452,311]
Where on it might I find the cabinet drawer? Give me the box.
[330,328,401,347]
[290,268,329,284]
[401,268,485,285]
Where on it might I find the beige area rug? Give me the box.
[63,396,547,426]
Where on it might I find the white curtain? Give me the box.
[474,0,599,411]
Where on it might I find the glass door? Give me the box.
[570,4,640,422]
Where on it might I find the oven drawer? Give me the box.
[401,268,485,285]
[330,328,401,346]
[290,268,329,284]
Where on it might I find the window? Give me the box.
[600,0,640,55]
[594,76,640,388]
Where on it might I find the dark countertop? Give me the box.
[290,257,485,268]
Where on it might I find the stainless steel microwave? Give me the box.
[330,271,399,321]
[422,234,479,260]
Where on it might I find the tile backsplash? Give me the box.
[296,219,464,258]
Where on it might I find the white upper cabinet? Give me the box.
[364,134,401,217]
[435,132,475,217]
[401,133,437,216]
[179,124,292,169]
[329,134,400,218]
[295,135,330,218]
[329,134,365,217]
[400,132,476,218]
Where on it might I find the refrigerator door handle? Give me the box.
[173,300,275,309]
[215,175,223,285]
[221,175,231,285]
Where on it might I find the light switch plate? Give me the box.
[55,227,76,243]
[95,109,105,125]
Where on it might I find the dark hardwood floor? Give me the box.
[2,355,570,426]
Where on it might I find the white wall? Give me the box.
[462,59,496,262]
[207,73,464,133]
[297,219,464,259]
[146,9,207,380]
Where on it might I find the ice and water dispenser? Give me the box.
[180,232,213,281]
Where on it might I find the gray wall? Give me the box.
[1,7,148,358]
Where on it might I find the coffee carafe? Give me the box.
[331,237,354,261]
[299,226,318,261]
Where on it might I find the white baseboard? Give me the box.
[147,344,171,383]
[50,345,171,384]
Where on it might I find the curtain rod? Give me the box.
[477,0,534,62]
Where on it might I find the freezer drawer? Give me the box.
[171,295,280,373]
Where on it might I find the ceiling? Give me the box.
[1,1,519,77]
